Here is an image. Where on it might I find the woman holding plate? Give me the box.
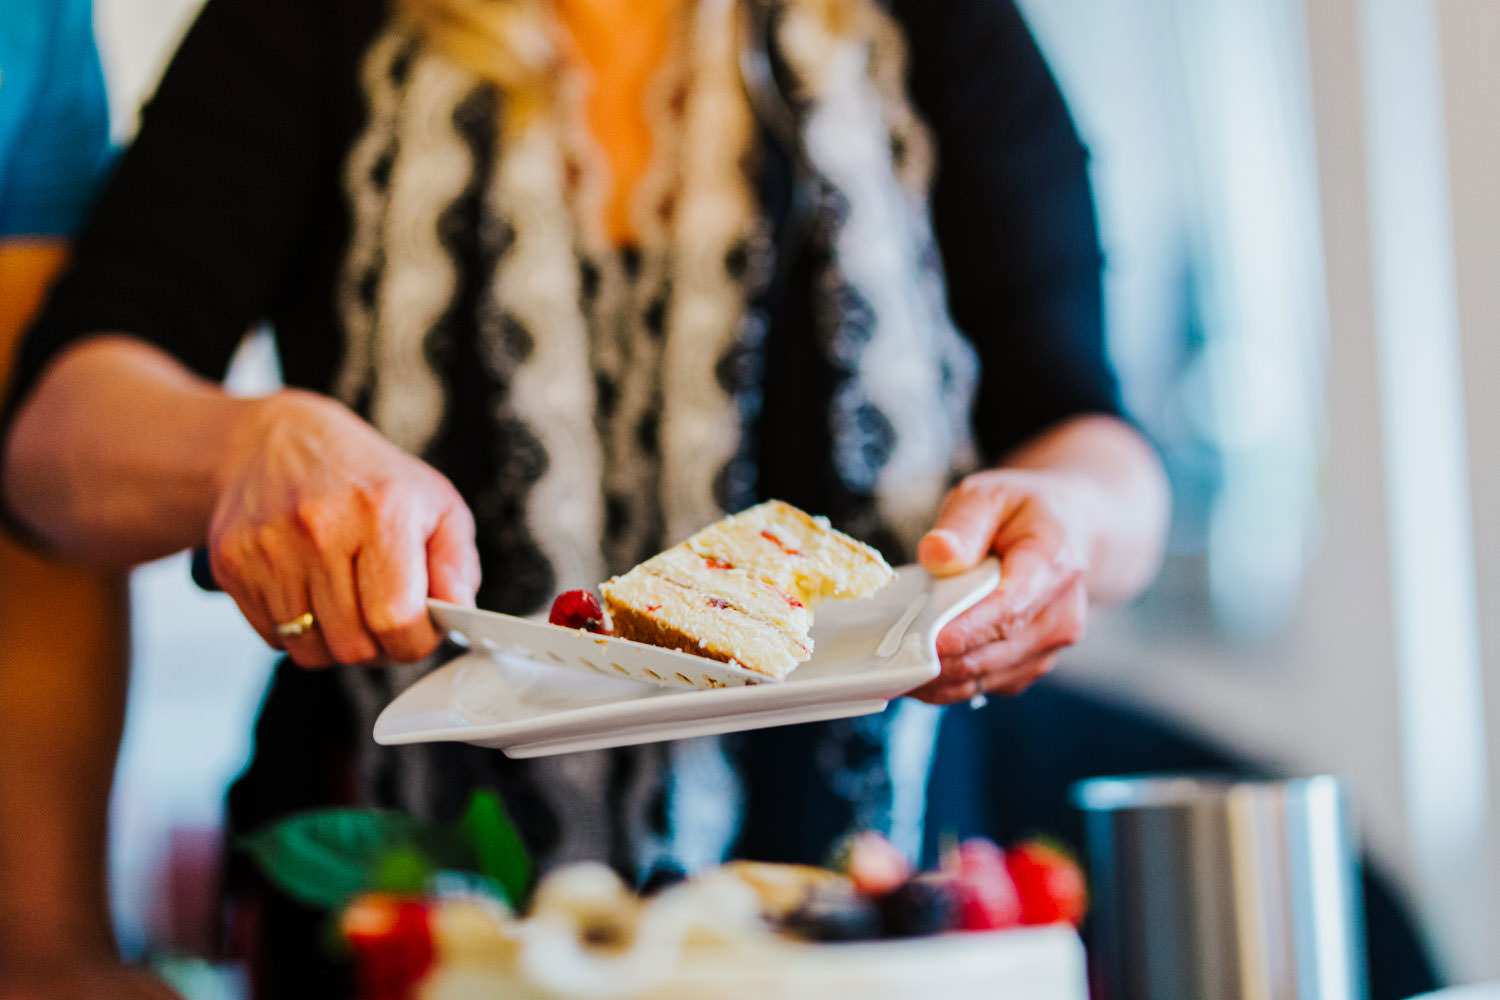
[0,0,1167,992]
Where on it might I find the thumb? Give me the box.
[917,478,1013,576]
[427,502,481,606]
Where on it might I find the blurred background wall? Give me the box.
[90,0,1500,987]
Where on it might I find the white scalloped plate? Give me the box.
[373,559,998,757]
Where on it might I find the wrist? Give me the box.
[215,388,340,495]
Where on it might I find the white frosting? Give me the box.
[417,866,1088,1000]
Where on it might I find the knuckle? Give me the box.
[953,473,999,505]
[253,522,283,559]
[365,610,411,639]
[293,496,347,549]
[213,528,256,576]
[364,478,408,522]
[326,633,380,664]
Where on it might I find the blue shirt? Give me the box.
[0,0,112,237]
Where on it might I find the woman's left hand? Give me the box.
[908,469,1097,705]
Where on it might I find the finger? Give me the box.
[992,537,1074,633]
[305,543,381,664]
[254,525,334,668]
[915,646,1062,705]
[987,650,1061,698]
[259,576,334,669]
[223,578,282,651]
[357,525,443,663]
[211,533,283,651]
[426,502,481,606]
[935,588,1011,659]
[907,674,980,706]
[916,476,1017,576]
[934,560,1072,659]
[937,578,1087,683]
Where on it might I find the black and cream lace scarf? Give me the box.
[333,0,979,873]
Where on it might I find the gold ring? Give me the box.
[276,612,317,638]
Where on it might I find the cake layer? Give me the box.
[600,500,893,681]
[685,500,894,604]
[642,548,812,632]
[602,572,811,680]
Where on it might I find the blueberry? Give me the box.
[878,876,958,938]
[780,886,882,942]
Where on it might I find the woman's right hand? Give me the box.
[209,389,481,668]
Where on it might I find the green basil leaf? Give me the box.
[459,789,532,908]
[239,809,423,909]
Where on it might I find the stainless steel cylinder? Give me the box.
[1073,774,1367,1000]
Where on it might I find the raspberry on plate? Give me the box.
[548,589,608,633]
[1006,840,1088,927]
[943,838,1022,932]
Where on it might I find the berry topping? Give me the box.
[759,529,802,556]
[1006,840,1088,927]
[706,597,730,609]
[780,885,882,942]
[773,586,805,609]
[949,838,1008,878]
[548,589,608,633]
[837,832,911,898]
[944,838,1022,931]
[878,875,958,938]
[342,894,435,1000]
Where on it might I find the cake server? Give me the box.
[426,558,998,692]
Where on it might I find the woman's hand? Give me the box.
[209,390,481,668]
[908,469,1096,705]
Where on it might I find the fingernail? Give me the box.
[927,528,963,554]
[919,528,966,569]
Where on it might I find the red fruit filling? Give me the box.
[704,556,734,570]
[548,589,608,633]
[706,597,730,609]
[759,529,802,556]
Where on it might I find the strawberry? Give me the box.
[342,894,435,1000]
[548,589,608,633]
[841,832,912,897]
[1006,840,1088,927]
[943,838,1022,931]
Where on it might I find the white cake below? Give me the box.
[422,920,1087,1000]
[404,864,1088,1000]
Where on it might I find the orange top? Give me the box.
[555,0,683,245]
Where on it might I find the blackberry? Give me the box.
[780,886,882,942]
[878,876,958,938]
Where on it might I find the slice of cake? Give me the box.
[600,500,894,680]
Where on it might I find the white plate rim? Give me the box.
[374,558,998,750]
